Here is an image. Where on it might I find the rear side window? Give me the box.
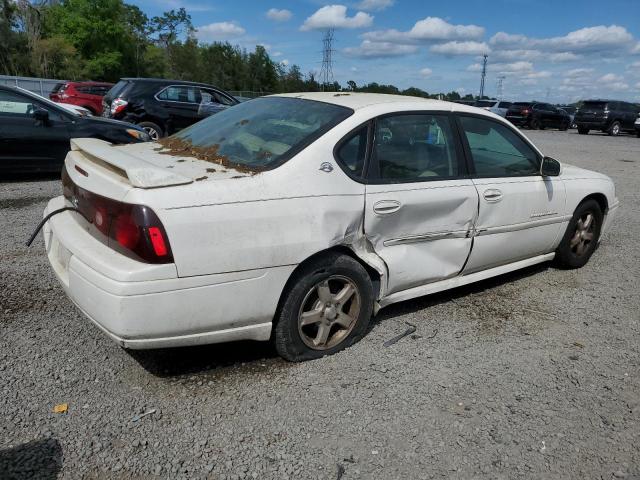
[51,83,67,94]
[370,114,460,182]
[336,125,368,177]
[498,102,512,108]
[157,86,201,103]
[460,116,540,177]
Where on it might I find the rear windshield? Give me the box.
[105,80,130,101]
[51,83,67,93]
[511,102,531,107]
[582,101,607,110]
[165,97,353,170]
[475,100,496,107]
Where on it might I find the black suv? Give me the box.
[102,78,239,139]
[505,102,570,130]
[574,100,640,136]
[0,85,148,174]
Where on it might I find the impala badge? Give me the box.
[319,162,334,173]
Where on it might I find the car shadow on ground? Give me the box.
[129,262,553,377]
[0,438,62,480]
[0,172,61,183]
[371,262,551,326]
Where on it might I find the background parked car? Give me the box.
[574,99,640,136]
[49,81,113,116]
[474,99,512,117]
[635,113,640,138]
[0,85,149,173]
[506,102,570,130]
[102,78,239,140]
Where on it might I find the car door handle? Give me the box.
[373,200,402,215]
[483,189,503,203]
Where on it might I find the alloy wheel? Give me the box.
[297,275,361,350]
[143,126,160,141]
[570,212,596,256]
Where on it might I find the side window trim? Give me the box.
[455,112,543,178]
[364,110,469,185]
[332,120,373,183]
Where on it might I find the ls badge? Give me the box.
[319,162,334,173]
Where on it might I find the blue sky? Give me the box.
[131,0,640,103]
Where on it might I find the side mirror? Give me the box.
[33,108,50,125]
[541,156,561,177]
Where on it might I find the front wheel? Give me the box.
[555,200,603,269]
[274,253,374,362]
[530,118,540,130]
[578,127,589,135]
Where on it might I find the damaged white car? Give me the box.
[39,93,618,361]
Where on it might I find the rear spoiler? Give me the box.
[70,138,193,189]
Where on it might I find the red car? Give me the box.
[49,81,114,115]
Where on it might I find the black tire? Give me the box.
[529,118,540,130]
[636,131,640,138]
[607,121,621,136]
[137,121,164,140]
[578,127,589,135]
[274,253,374,362]
[555,199,603,269]
[559,121,569,131]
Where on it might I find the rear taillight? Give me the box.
[110,97,128,116]
[522,108,530,114]
[62,167,173,264]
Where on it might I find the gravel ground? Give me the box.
[1,129,639,480]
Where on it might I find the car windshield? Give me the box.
[16,87,79,116]
[161,97,353,170]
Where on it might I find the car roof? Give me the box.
[65,81,114,86]
[271,92,493,115]
[119,78,221,88]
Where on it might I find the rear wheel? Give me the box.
[137,121,164,140]
[274,253,374,362]
[578,127,589,135]
[607,121,621,136]
[529,118,540,130]
[555,200,603,268]
[559,121,569,131]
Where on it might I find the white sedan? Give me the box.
[40,93,618,361]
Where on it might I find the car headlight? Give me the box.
[126,128,151,142]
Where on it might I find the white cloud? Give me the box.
[419,67,432,77]
[343,40,417,58]
[632,43,640,54]
[301,5,373,31]
[196,22,246,41]
[548,52,580,62]
[280,59,290,66]
[430,41,490,56]
[490,25,635,54]
[635,81,640,89]
[363,16,484,44]
[564,68,594,77]
[266,8,292,22]
[599,73,623,83]
[357,0,394,11]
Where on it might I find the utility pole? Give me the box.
[320,29,335,92]
[497,75,506,100]
[479,54,488,99]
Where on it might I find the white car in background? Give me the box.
[39,93,618,361]
[475,99,513,117]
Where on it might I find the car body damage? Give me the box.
[41,93,618,356]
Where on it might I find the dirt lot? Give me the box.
[1,129,639,480]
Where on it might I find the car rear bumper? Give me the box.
[506,116,528,126]
[43,196,294,349]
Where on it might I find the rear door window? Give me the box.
[157,86,201,104]
[336,125,368,177]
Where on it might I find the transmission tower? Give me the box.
[479,54,488,99]
[320,29,335,91]
[497,75,506,99]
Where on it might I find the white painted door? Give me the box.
[457,115,567,273]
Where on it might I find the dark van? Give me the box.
[575,100,640,136]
